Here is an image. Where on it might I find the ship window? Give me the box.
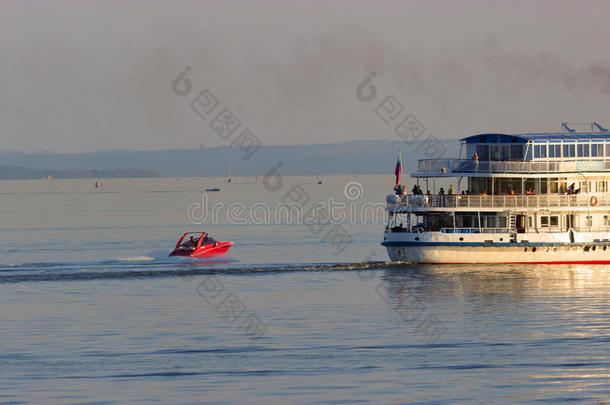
[490,145,499,161]
[510,145,523,160]
[548,144,561,158]
[591,144,603,157]
[476,144,489,160]
[606,143,610,157]
[563,144,575,158]
[597,181,606,193]
[604,215,610,226]
[580,181,590,193]
[577,143,590,157]
[528,216,533,227]
[534,145,547,159]
[498,217,507,228]
[501,145,509,161]
[586,215,593,227]
[550,216,559,226]
[540,216,549,227]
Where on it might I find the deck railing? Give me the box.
[389,194,609,209]
[416,158,610,175]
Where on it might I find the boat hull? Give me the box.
[384,243,610,264]
[170,242,232,258]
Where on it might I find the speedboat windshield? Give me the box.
[179,232,203,248]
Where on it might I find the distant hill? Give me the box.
[0,139,455,179]
[0,166,159,180]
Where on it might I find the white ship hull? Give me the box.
[385,243,610,264]
[383,231,610,264]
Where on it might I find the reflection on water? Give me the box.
[372,264,610,403]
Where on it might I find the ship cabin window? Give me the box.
[606,143,610,157]
[577,143,590,157]
[528,216,533,228]
[498,217,507,228]
[586,215,593,227]
[597,181,606,193]
[549,178,567,194]
[485,217,496,228]
[500,145,509,161]
[563,143,575,158]
[550,216,559,227]
[490,145,499,161]
[604,215,610,226]
[457,215,479,228]
[591,144,604,157]
[476,144,489,160]
[548,144,561,158]
[510,145,524,160]
[540,216,549,228]
[534,145,547,159]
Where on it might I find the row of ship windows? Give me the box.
[469,178,609,193]
[533,144,605,158]
[533,215,608,228]
[456,214,610,228]
[473,143,610,160]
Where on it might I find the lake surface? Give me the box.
[1,176,610,404]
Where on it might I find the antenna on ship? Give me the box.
[561,122,575,133]
[562,122,608,133]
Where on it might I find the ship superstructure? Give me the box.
[383,123,610,263]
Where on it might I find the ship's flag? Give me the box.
[394,153,401,186]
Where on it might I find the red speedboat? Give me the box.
[169,232,233,258]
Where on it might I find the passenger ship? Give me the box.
[382,123,610,264]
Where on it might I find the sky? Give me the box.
[1,0,609,153]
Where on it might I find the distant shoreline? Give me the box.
[0,165,159,180]
[0,139,454,178]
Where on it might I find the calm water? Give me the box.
[1,176,610,404]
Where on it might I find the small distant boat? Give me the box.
[169,232,233,258]
[227,157,234,183]
[206,187,221,192]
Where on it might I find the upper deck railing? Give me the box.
[389,193,609,210]
[416,159,610,176]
